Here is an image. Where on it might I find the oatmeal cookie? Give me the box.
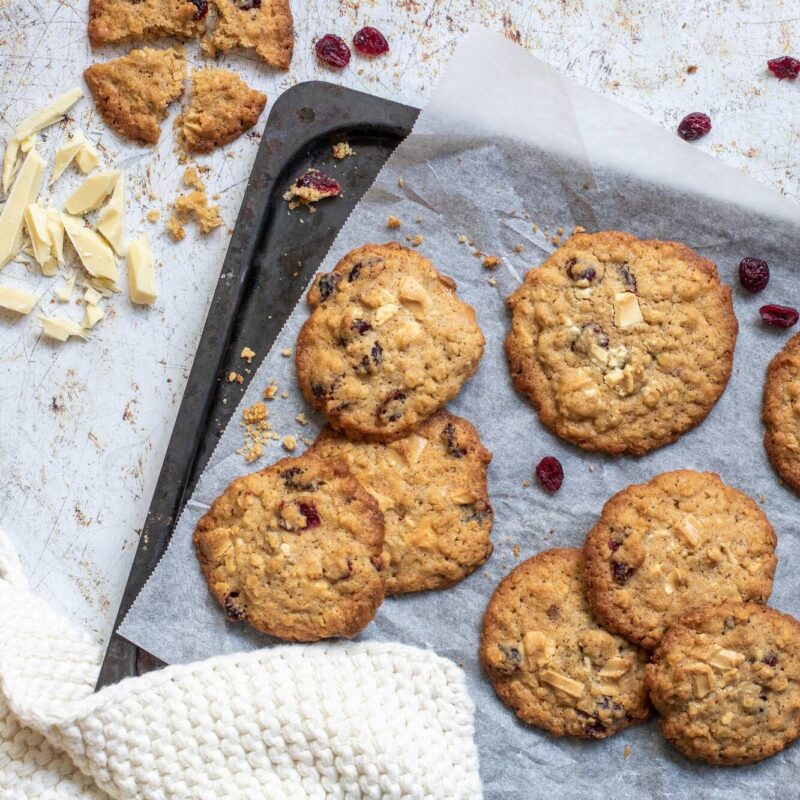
[505,231,738,455]
[202,0,294,69]
[480,548,651,739]
[584,470,776,650]
[764,331,800,493]
[296,243,485,441]
[84,47,186,145]
[309,410,493,594]
[194,453,385,641]
[647,602,800,764]
[181,69,266,154]
[88,0,205,46]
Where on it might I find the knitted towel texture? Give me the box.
[0,531,482,799]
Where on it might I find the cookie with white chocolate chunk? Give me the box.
[505,231,737,455]
[309,410,493,594]
[480,548,651,739]
[647,603,800,764]
[296,243,485,441]
[583,470,777,650]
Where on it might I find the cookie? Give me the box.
[84,47,186,145]
[646,603,800,764]
[584,470,777,650]
[763,331,800,493]
[181,69,266,154]
[194,453,385,642]
[505,231,738,455]
[309,410,493,594]
[296,243,485,441]
[201,0,294,69]
[480,548,651,739]
[88,0,205,46]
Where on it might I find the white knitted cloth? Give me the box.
[0,531,482,800]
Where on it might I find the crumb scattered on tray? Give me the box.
[458,234,468,244]
[296,413,308,425]
[147,209,160,223]
[167,217,186,241]
[514,244,523,253]
[332,142,355,159]
[282,434,297,452]
[488,277,496,286]
[263,383,278,400]
[174,190,223,234]
[240,346,256,363]
[397,177,405,188]
[687,65,697,74]
[483,255,500,270]
[281,348,292,357]
[387,215,401,229]
[512,544,521,557]
[238,401,271,462]
[227,371,244,384]
[283,169,340,209]
[623,746,633,759]
[183,166,205,191]
[407,234,423,246]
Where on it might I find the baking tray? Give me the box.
[95,81,419,690]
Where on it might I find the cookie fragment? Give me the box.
[481,548,651,738]
[84,47,186,145]
[296,243,485,440]
[202,0,294,69]
[194,453,385,641]
[310,410,493,594]
[88,0,205,46]
[647,603,800,764]
[583,470,776,650]
[182,69,267,154]
[763,331,800,493]
[505,230,737,455]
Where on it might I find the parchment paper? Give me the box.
[121,29,800,799]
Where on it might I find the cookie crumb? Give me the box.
[686,65,697,74]
[397,177,405,188]
[488,277,497,286]
[522,479,530,488]
[623,746,632,759]
[551,235,560,246]
[238,401,271,462]
[572,225,586,235]
[174,190,223,234]
[483,255,500,270]
[281,348,292,357]
[282,434,297,452]
[167,216,186,241]
[512,544,521,557]
[387,215,401,229]
[301,436,314,447]
[283,169,340,207]
[332,142,355,159]
[514,244,523,253]
[407,234,423,246]
[183,166,204,191]
[458,234,468,244]
[759,494,766,504]
[281,391,289,399]
[263,383,278,400]
[227,371,244,384]
[296,413,308,425]
[557,226,564,236]
[240,346,256,363]
[146,209,160,223]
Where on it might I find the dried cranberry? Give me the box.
[618,265,637,292]
[546,604,560,620]
[763,652,778,667]
[317,272,342,301]
[295,169,340,197]
[768,56,800,80]
[760,304,799,328]
[677,112,712,141]
[608,539,621,552]
[611,561,634,585]
[351,319,372,335]
[189,0,208,19]
[535,456,563,492]
[348,263,363,282]
[311,382,329,399]
[280,466,303,485]
[376,390,406,422]
[224,592,246,621]
[565,258,596,284]
[442,422,466,457]
[298,502,320,529]
[583,720,606,739]
[353,26,389,56]
[464,500,492,523]
[738,257,770,293]
[315,34,351,68]
[371,342,382,365]
[233,0,260,8]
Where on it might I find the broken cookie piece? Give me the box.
[283,169,340,209]
[201,0,294,69]
[182,69,267,154]
[88,0,206,47]
[84,47,186,145]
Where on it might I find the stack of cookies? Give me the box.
[194,243,492,640]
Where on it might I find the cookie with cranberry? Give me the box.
[505,230,737,455]
[84,47,186,145]
[201,0,294,69]
[296,243,485,441]
[194,453,385,642]
[480,548,651,739]
[764,331,800,493]
[309,410,493,594]
[646,602,800,765]
[88,0,206,46]
[584,470,776,650]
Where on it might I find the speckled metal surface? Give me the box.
[1,0,798,647]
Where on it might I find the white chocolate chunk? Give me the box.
[676,515,701,549]
[0,149,46,268]
[598,657,632,679]
[46,208,65,264]
[614,291,643,328]
[3,87,83,192]
[97,173,125,255]
[374,303,399,326]
[38,315,88,341]
[23,203,57,274]
[61,213,119,282]
[50,130,88,185]
[523,631,556,667]
[0,286,38,315]
[75,143,100,174]
[540,668,584,698]
[54,274,76,303]
[81,304,104,329]
[84,286,102,305]
[686,663,715,698]
[127,235,158,305]
[706,645,745,671]
[64,170,120,215]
